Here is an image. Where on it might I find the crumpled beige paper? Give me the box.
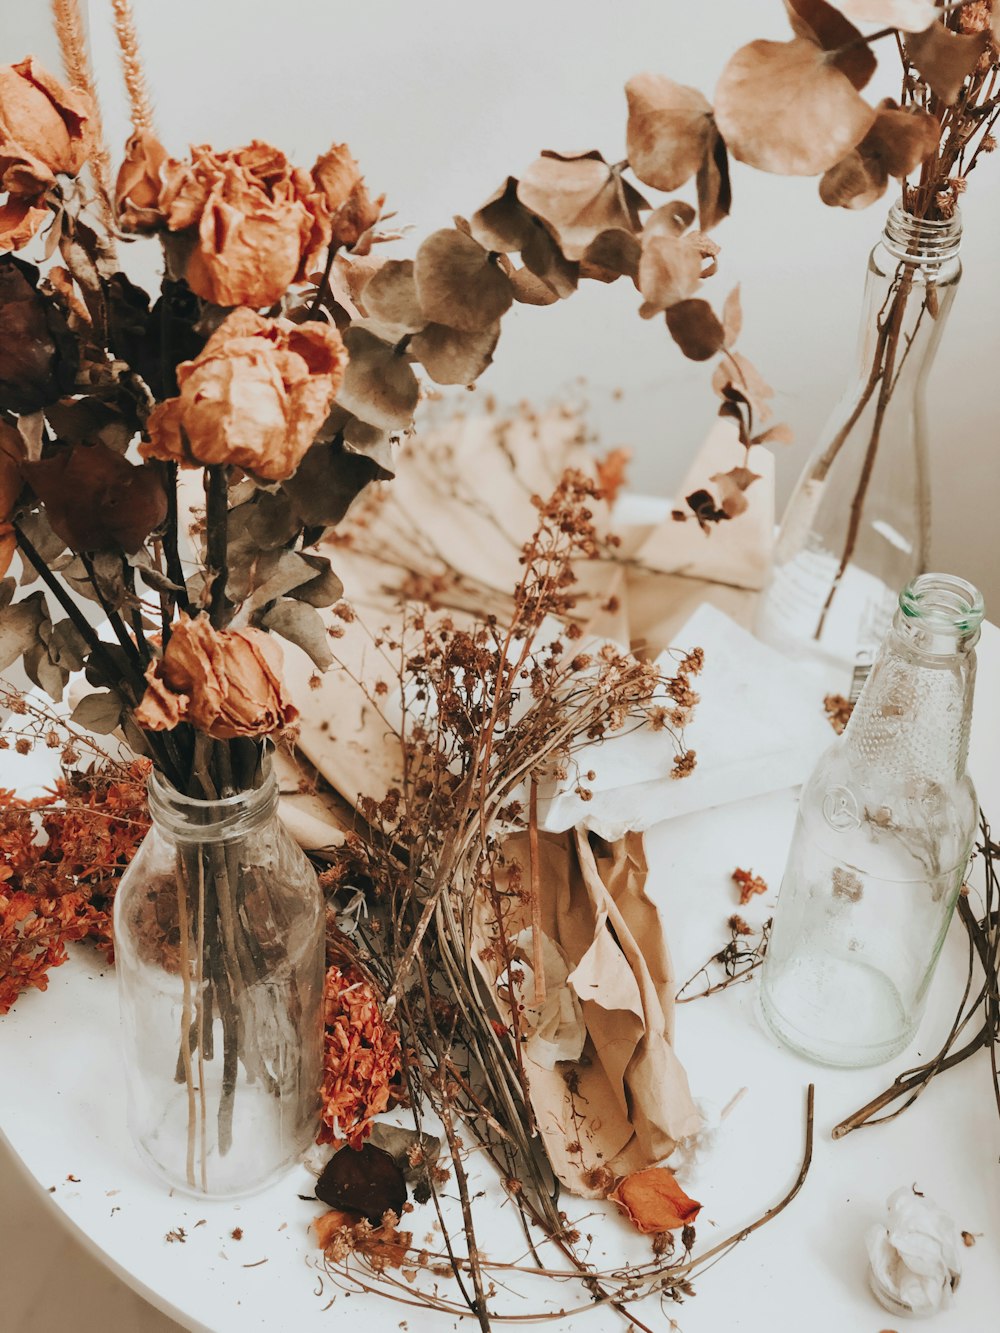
[472,827,701,1197]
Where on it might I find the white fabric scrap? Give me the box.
[866,1187,962,1318]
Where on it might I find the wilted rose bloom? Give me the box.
[0,420,23,577]
[0,57,93,252]
[310,143,383,251]
[114,131,168,231]
[153,141,321,307]
[143,308,347,481]
[134,614,298,740]
[24,440,167,554]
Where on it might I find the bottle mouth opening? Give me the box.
[884,200,961,263]
[147,762,277,840]
[899,572,984,635]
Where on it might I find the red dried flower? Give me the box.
[319,963,402,1149]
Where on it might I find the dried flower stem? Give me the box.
[110,0,156,135]
[50,0,116,235]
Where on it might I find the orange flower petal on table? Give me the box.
[610,1167,702,1234]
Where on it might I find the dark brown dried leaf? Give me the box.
[414,228,513,332]
[470,177,535,253]
[508,265,561,305]
[710,465,762,518]
[784,0,877,88]
[25,442,166,554]
[665,299,725,361]
[714,38,877,176]
[624,73,714,191]
[579,228,642,283]
[696,130,732,231]
[315,1144,407,1224]
[520,222,579,297]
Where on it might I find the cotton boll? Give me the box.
[866,1187,962,1318]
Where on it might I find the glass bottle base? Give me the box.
[760,952,915,1069]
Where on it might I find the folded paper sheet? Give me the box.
[540,602,833,839]
[472,829,701,1197]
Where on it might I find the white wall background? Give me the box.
[3,2,998,609]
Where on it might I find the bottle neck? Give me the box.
[148,767,279,843]
[852,201,962,390]
[844,574,982,784]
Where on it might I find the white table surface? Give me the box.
[3,626,1000,1333]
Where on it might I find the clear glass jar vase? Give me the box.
[755,202,963,695]
[760,573,982,1068]
[113,763,325,1196]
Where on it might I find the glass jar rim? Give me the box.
[883,199,962,262]
[899,572,984,636]
[147,756,278,841]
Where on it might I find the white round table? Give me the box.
[3,628,999,1332]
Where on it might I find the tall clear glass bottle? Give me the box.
[755,203,963,696]
[114,764,325,1196]
[760,573,982,1068]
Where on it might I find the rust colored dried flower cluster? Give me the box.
[318,963,402,1149]
[0,760,150,1013]
[733,866,769,905]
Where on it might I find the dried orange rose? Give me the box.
[153,141,318,307]
[114,131,168,231]
[0,57,93,253]
[143,308,347,481]
[0,57,92,194]
[609,1167,702,1234]
[134,613,298,740]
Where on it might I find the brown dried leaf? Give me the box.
[517,151,647,261]
[624,73,714,191]
[610,1168,701,1234]
[644,200,697,240]
[665,299,725,361]
[905,25,989,105]
[755,421,794,445]
[509,265,561,305]
[722,285,742,345]
[784,0,877,88]
[580,228,641,284]
[521,222,579,297]
[336,326,419,429]
[414,228,513,332]
[833,0,938,30]
[696,130,732,231]
[315,1144,407,1224]
[710,465,762,518]
[637,234,703,317]
[25,442,166,554]
[714,38,877,176]
[470,176,535,253]
[408,320,500,385]
[820,102,938,208]
[361,259,425,334]
[712,351,775,423]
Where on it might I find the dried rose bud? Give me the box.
[134,613,298,740]
[0,56,92,193]
[114,131,168,231]
[143,308,347,481]
[0,255,79,412]
[24,440,167,555]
